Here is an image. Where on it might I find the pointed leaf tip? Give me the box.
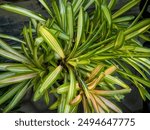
[39,26,65,59]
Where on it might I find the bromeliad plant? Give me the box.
[0,0,150,113]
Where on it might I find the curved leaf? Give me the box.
[0,4,46,22]
[0,73,37,85]
[64,67,76,112]
[3,81,31,112]
[112,0,141,19]
[39,0,53,17]
[0,81,27,105]
[33,65,62,101]
[0,33,25,43]
[39,26,65,59]
[104,75,130,89]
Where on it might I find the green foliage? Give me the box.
[0,0,150,112]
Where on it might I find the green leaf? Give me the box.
[84,12,90,34]
[118,71,150,88]
[64,67,76,112]
[21,43,31,59]
[0,4,46,22]
[59,0,66,30]
[6,65,33,73]
[113,16,135,23]
[3,81,31,112]
[101,2,112,27]
[124,19,150,35]
[125,25,150,40]
[75,22,106,57]
[69,7,84,58]
[112,0,141,19]
[139,34,150,42]
[123,58,148,80]
[31,18,37,29]
[114,31,125,49]
[104,75,130,89]
[129,58,150,75]
[0,73,37,85]
[44,90,50,106]
[0,39,29,61]
[133,58,150,70]
[67,2,74,49]
[68,59,90,67]
[0,48,30,63]
[33,65,62,101]
[23,26,33,54]
[84,0,94,10]
[139,58,150,67]
[0,33,25,43]
[0,63,23,71]
[91,56,115,61]
[108,0,116,10]
[122,46,150,53]
[40,65,62,93]
[137,83,150,101]
[70,105,78,113]
[73,0,83,15]
[51,0,62,26]
[95,43,114,55]
[39,26,65,59]
[29,22,34,44]
[76,7,84,46]
[142,88,150,100]
[0,72,15,80]
[58,94,66,112]
[49,99,59,110]
[39,0,53,17]
[48,29,69,40]
[92,89,131,96]
[0,81,27,105]
[129,0,149,27]
[57,83,70,94]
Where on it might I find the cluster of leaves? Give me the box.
[0,0,150,112]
